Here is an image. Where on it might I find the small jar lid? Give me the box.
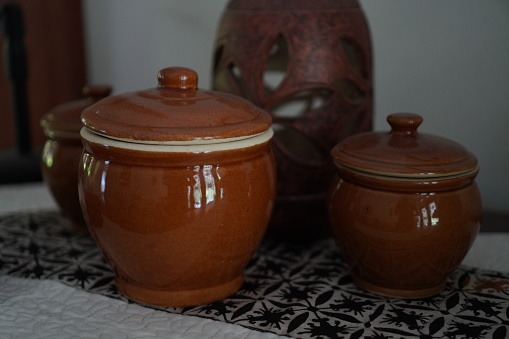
[81,67,272,144]
[41,85,112,135]
[331,113,478,179]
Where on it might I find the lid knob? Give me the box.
[83,85,112,100]
[388,113,423,136]
[157,67,198,90]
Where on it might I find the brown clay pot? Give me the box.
[78,67,276,307]
[328,113,482,298]
[41,85,111,232]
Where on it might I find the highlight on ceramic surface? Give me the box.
[40,85,112,232]
[78,67,276,307]
[328,113,482,298]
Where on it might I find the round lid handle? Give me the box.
[157,67,198,90]
[388,113,423,136]
[83,85,112,100]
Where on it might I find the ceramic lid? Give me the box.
[81,67,272,144]
[41,86,112,134]
[331,113,478,179]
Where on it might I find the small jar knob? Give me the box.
[158,67,198,90]
[388,113,423,136]
[83,85,112,100]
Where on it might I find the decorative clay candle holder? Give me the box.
[78,67,276,307]
[328,113,481,298]
[212,0,373,240]
[41,85,111,232]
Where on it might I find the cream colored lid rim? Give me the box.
[80,128,273,153]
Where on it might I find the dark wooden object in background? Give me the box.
[0,0,86,178]
[213,0,373,240]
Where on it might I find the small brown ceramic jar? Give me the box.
[41,85,111,232]
[328,113,481,298]
[78,67,276,307]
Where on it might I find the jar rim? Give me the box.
[80,128,274,153]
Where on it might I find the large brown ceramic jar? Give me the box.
[329,113,481,298]
[41,86,111,232]
[79,67,276,307]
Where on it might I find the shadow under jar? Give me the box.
[79,67,276,307]
[328,113,481,298]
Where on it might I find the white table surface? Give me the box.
[1,182,508,338]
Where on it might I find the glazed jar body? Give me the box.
[79,130,276,306]
[42,135,86,231]
[329,176,481,298]
[40,86,111,231]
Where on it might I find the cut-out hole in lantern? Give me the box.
[272,123,325,163]
[341,38,367,78]
[263,34,290,92]
[228,62,251,99]
[270,89,332,119]
[213,45,224,72]
[213,66,240,95]
[212,68,229,93]
[334,79,365,102]
[212,62,250,99]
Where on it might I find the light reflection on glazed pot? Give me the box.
[329,177,481,296]
[78,67,276,307]
[328,113,482,298]
[42,137,85,230]
[40,85,112,232]
[78,130,276,305]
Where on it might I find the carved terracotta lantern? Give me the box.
[212,0,373,239]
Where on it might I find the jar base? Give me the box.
[353,275,445,299]
[116,274,244,307]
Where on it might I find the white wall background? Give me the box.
[82,0,509,214]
